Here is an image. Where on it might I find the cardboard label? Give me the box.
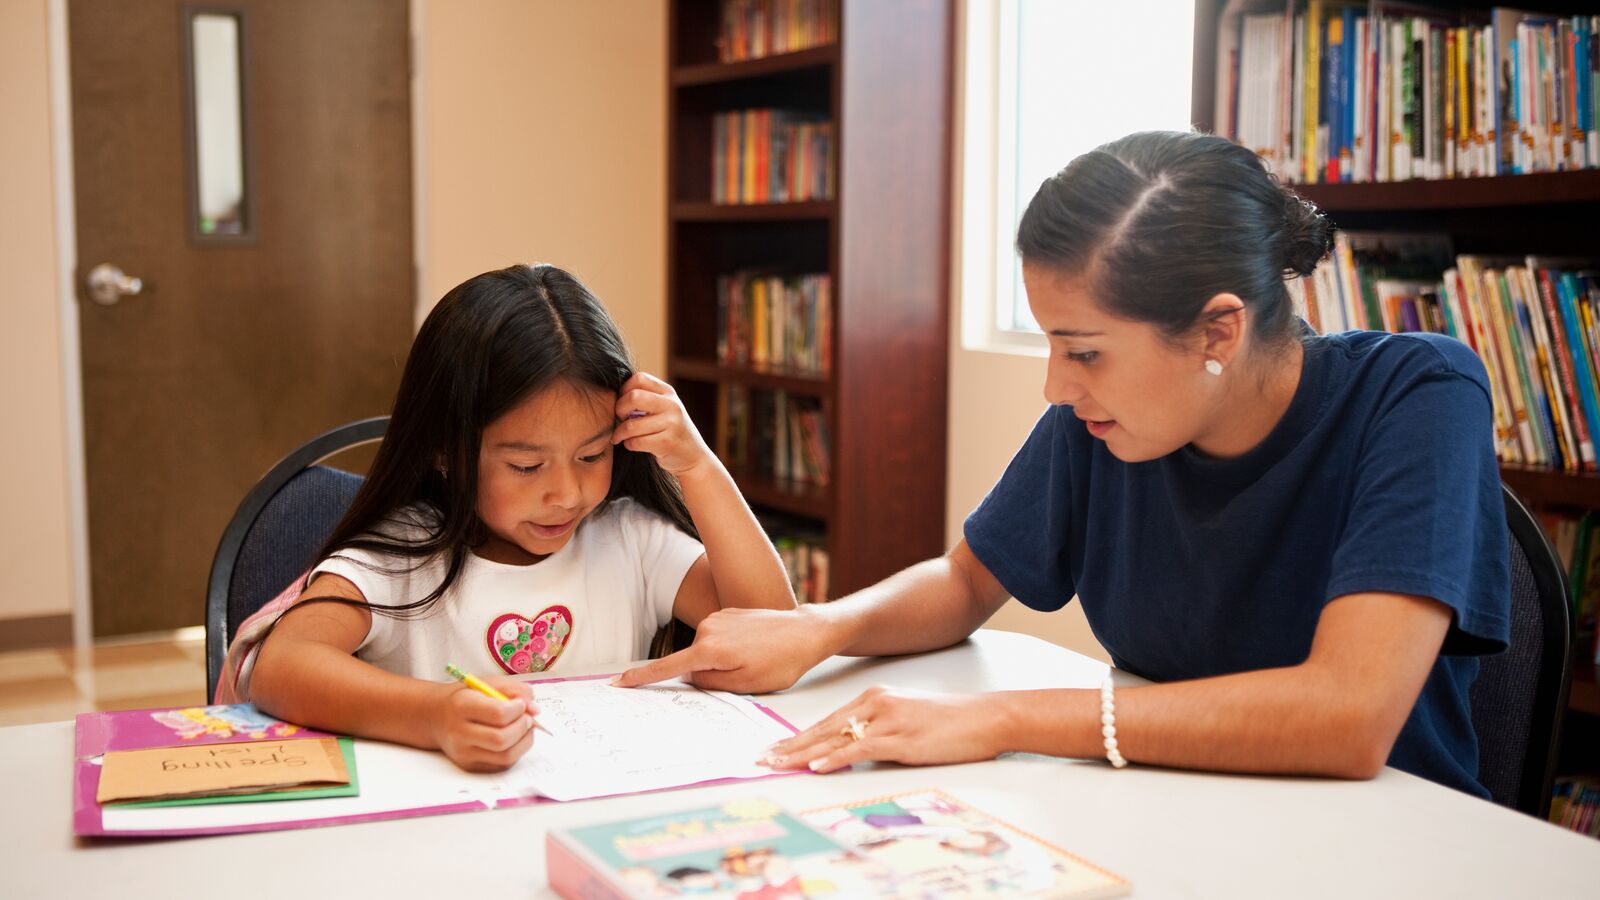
[96,737,348,804]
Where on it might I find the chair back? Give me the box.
[205,417,388,699]
[1470,484,1573,817]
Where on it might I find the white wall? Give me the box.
[0,0,74,622]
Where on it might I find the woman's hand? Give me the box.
[429,676,540,772]
[760,686,1010,773]
[612,372,714,478]
[613,606,838,694]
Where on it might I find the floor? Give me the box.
[0,628,208,727]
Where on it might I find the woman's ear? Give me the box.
[1199,293,1248,372]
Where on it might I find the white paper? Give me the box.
[495,678,795,802]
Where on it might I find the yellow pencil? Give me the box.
[445,663,553,736]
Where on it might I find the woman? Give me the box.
[617,131,1509,797]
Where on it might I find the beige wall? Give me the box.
[418,0,667,375]
[0,1,666,634]
[943,344,1110,664]
[0,0,74,621]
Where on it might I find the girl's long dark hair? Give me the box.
[290,264,696,623]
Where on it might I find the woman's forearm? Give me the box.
[677,459,796,610]
[810,548,1008,658]
[995,665,1390,779]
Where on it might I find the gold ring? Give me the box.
[841,715,868,742]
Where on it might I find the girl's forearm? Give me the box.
[250,638,452,749]
[676,459,797,609]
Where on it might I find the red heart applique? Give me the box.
[486,606,573,674]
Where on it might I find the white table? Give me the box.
[2,630,1597,898]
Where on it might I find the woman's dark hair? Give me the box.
[293,263,696,622]
[1015,130,1332,346]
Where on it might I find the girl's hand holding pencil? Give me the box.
[430,668,542,773]
[611,372,715,478]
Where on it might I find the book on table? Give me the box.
[547,789,1131,899]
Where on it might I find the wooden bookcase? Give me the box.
[665,0,953,599]
[1192,0,1600,777]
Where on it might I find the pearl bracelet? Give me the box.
[1099,676,1128,769]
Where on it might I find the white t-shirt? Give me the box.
[309,498,704,681]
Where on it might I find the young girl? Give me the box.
[245,263,797,772]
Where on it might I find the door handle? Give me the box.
[86,263,145,306]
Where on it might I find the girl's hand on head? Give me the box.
[612,372,714,478]
[430,677,540,772]
[758,686,1006,774]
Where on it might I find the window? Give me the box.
[961,0,1195,350]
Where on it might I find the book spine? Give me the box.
[1461,260,1520,460]
[1511,269,1565,466]
[1590,17,1599,164]
[1539,268,1583,469]
[1305,0,1323,183]
[1558,272,1600,464]
[1499,270,1551,464]
[1328,13,1344,182]
[545,831,629,900]
[1535,267,1596,468]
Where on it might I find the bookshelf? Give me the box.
[666,0,952,600]
[1193,0,1600,818]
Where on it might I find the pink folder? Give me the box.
[74,673,800,838]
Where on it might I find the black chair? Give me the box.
[205,417,387,700]
[1470,484,1574,818]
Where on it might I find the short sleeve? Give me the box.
[1325,349,1510,656]
[309,549,406,657]
[963,407,1078,611]
[616,500,705,628]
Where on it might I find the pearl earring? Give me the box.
[1204,359,1224,376]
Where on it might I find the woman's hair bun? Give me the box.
[1280,190,1333,277]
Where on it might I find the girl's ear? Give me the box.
[1198,293,1247,370]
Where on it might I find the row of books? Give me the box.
[1550,776,1600,837]
[1291,232,1600,472]
[758,514,831,604]
[715,385,829,487]
[715,0,838,63]
[1219,2,1600,184]
[1539,510,1600,664]
[711,109,836,204]
[776,532,829,605]
[716,271,832,375]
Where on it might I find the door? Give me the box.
[69,0,414,636]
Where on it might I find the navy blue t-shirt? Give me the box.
[964,330,1510,797]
